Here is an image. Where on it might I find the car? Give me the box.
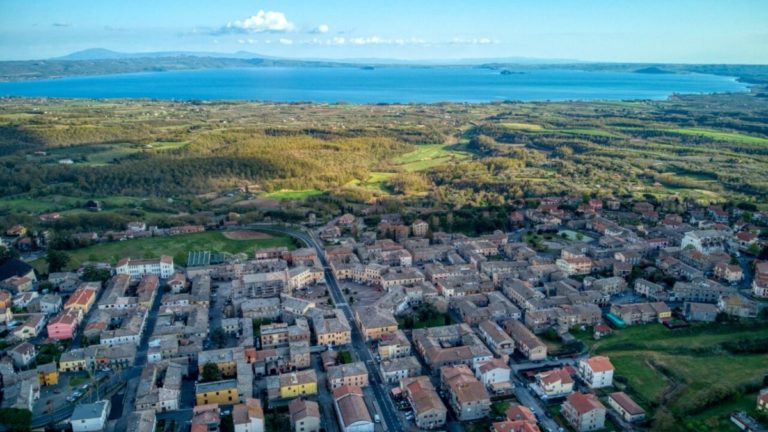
[374,414,381,423]
[80,384,89,391]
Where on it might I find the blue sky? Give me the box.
[1,0,767,63]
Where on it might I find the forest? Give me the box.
[1,80,768,232]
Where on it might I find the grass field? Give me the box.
[577,323,768,431]
[668,128,768,145]
[36,141,189,166]
[54,230,298,271]
[393,143,471,172]
[263,189,325,200]
[0,194,146,215]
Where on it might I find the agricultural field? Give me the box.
[392,143,471,172]
[577,323,768,432]
[43,230,298,271]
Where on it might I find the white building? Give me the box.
[681,230,728,254]
[233,398,265,432]
[70,400,110,432]
[114,256,174,280]
[578,356,614,389]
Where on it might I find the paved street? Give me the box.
[241,224,403,432]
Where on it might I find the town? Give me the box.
[1,193,767,432]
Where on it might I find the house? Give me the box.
[503,404,538,430]
[278,370,318,399]
[39,293,63,314]
[192,404,221,432]
[502,319,547,361]
[126,410,156,432]
[578,356,614,389]
[607,392,646,423]
[233,398,264,432]
[13,313,46,339]
[753,261,768,298]
[412,324,493,372]
[10,342,37,368]
[681,230,727,254]
[377,330,412,360]
[70,400,111,432]
[718,294,759,318]
[37,362,59,386]
[46,309,83,340]
[333,385,374,432]
[354,306,398,341]
[683,302,719,322]
[380,356,422,384]
[0,258,36,287]
[327,361,369,390]
[714,262,744,284]
[195,379,239,405]
[441,364,491,421]
[114,256,174,280]
[400,376,448,429]
[534,367,574,399]
[59,349,87,372]
[758,388,768,412]
[64,285,98,313]
[288,398,321,432]
[477,320,515,356]
[561,392,606,432]
[412,220,429,237]
[556,257,593,276]
[475,357,512,394]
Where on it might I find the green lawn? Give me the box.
[56,231,298,270]
[393,144,471,172]
[577,323,768,431]
[263,189,324,200]
[667,128,768,145]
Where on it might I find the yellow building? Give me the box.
[197,348,238,378]
[58,350,87,372]
[280,370,318,399]
[355,307,398,341]
[37,362,59,386]
[195,379,239,405]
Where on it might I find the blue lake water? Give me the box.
[0,67,749,103]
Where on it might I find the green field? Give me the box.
[393,143,471,172]
[668,128,768,145]
[51,231,298,271]
[34,141,189,166]
[263,189,325,200]
[577,323,768,431]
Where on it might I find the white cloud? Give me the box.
[310,24,330,34]
[279,38,294,45]
[450,37,499,45]
[52,22,71,28]
[222,10,295,34]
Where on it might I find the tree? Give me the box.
[201,362,221,382]
[210,328,227,349]
[46,250,70,273]
[0,407,32,432]
[81,266,111,283]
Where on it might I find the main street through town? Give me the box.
[241,224,404,432]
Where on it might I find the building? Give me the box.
[578,356,614,389]
[377,330,412,360]
[556,257,593,276]
[233,398,265,432]
[412,220,429,237]
[561,392,606,432]
[758,388,768,412]
[609,302,671,325]
[475,358,512,394]
[327,362,369,390]
[70,400,111,432]
[400,376,448,429]
[718,294,759,319]
[195,379,239,405]
[279,370,318,399]
[441,365,491,421]
[192,404,221,432]
[534,367,574,399]
[681,230,727,254]
[354,306,398,341]
[13,313,46,339]
[607,392,646,423]
[37,362,59,386]
[412,324,493,372]
[333,385,374,432]
[10,342,37,368]
[289,398,321,432]
[477,320,515,356]
[752,261,768,298]
[126,410,156,432]
[64,285,98,313]
[114,256,174,280]
[502,319,547,361]
[380,356,422,384]
[46,309,82,341]
[683,302,719,322]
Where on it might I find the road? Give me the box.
[237,224,403,432]
[109,279,166,432]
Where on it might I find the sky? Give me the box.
[1,0,767,63]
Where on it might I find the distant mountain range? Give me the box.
[54,48,580,65]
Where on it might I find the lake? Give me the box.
[0,67,749,103]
